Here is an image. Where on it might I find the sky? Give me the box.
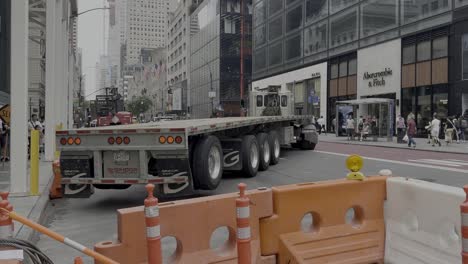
[77,0,108,97]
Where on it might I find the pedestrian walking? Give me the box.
[331,117,336,134]
[444,117,455,145]
[396,115,406,143]
[430,113,441,147]
[346,115,355,141]
[461,110,468,142]
[317,116,326,135]
[407,116,417,148]
[454,115,461,143]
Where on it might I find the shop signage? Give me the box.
[311,72,321,78]
[363,68,393,88]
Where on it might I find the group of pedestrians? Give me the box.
[398,110,468,148]
[344,115,378,141]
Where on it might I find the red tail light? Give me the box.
[123,137,130,144]
[60,138,67,145]
[175,136,183,144]
[116,137,123,145]
[108,137,115,145]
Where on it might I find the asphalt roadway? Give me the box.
[36,142,468,263]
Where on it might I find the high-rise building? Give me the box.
[95,55,111,95]
[167,0,203,113]
[125,0,178,65]
[189,0,252,118]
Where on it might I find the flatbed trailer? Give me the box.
[57,99,318,198]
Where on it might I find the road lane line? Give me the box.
[316,151,468,174]
[408,159,462,167]
[416,159,468,166]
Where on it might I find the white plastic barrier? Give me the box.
[385,177,465,264]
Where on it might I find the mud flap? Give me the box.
[149,154,194,197]
[60,155,95,198]
[220,139,242,171]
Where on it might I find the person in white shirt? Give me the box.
[346,115,355,141]
[317,116,326,135]
[430,113,441,147]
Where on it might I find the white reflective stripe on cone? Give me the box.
[145,205,159,218]
[462,213,468,227]
[236,206,250,219]
[0,225,12,237]
[237,227,251,240]
[64,238,87,252]
[146,225,161,238]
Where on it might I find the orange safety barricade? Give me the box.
[95,187,273,264]
[260,176,387,264]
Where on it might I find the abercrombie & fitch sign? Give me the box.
[363,68,393,88]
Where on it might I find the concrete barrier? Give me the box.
[260,177,387,263]
[385,177,464,264]
[95,187,273,264]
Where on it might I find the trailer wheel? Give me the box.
[241,135,259,177]
[256,133,270,171]
[268,131,281,165]
[193,135,223,190]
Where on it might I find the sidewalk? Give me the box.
[318,133,468,154]
[0,156,53,241]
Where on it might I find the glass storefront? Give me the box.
[288,77,321,116]
[401,85,448,135]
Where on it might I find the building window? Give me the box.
[432,36,448,59]
[330,0,358,14]
[269,41,283,66]
[256,95,263,107]
[339,61,347,77]
[304,21,327,56]
[331,63,338,79]
[254,48,267,71]
[463,34,468,80]
[330,7,357,48]
[360,0,397,38]
[255,25,266,46]
[401,0,452,25]
[305,0,328,24]
[348,58,357,75]
[269,0,283,15]
[286,5,303,32]
[254,1,265,26]
[269,16,283,41]
[285,34,302,61]
[417,41,431,61]
[402,44,416,64]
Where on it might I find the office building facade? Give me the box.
[252,0,468,134]
[190,0,252,118]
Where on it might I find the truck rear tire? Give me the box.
[241,135,259,178]
[268,131,280,165]
[256,133,270,171]
[193,135,223,190]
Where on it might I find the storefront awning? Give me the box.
[336,98,394,105]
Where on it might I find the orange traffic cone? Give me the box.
[461,185,468,263]
[0,192,13,238]
[144,184,162,264]
[236,183,251,264]
[49,160,63,199]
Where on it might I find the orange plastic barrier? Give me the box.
[95,187,273,264]
[461,185,468,264]
[260,177,387,263]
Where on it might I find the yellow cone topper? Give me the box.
[346,155,365,181]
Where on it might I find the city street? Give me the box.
[36,143,468,263]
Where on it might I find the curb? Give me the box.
[320,139,467,155]
[14,175,53,242]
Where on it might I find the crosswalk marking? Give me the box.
[408,159,468,167]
